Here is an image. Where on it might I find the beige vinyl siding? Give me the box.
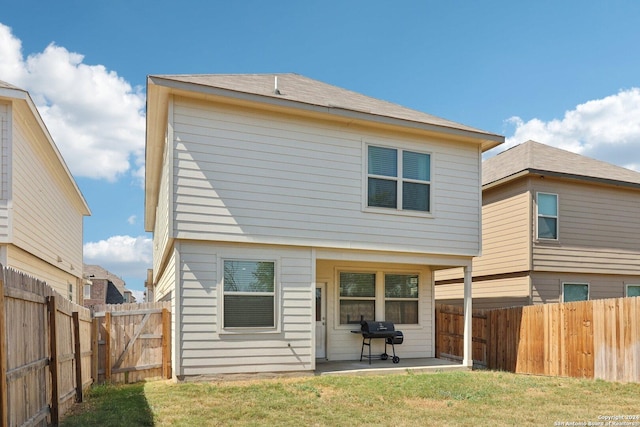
[531,272,640,304]
[178,242,313,376]
[435,275,531,309]
[475,180,531,275]
[532,178,640,275]
[10,106,83,279]
[434,179,530,284]
[316,259,433,361]
[169,97,481,257]
[7,244,81,296]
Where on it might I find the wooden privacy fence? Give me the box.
[436,296,640,382]
[0,267,93,427]
[0,266,171,427]
[92,302,171,384]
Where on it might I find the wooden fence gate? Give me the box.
[92,303,171,384]
[1,265,172,427]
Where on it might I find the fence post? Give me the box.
[0,269,8,427]
[162,308,171,379]
[104,312,111,382]
[91,318,98,383]
[72,312,83,403]
[48,296,59,426]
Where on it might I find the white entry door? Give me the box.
[315,283,326,359]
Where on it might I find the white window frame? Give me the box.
[83,283,91,299]
[337,271,377,325]
[625,284,640,298]
[384,273,419,325]
[337,268,422,328]
[562,282,589,303]
[364,143,433,216]
[68,283,74,301]
[220,258,279,333]
[536,192,559,240]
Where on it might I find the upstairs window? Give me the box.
[537,193,558,239]
[83,284,91,299]
[367,145,431,212]
[223,260,276,328]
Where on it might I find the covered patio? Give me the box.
[315,357,468,376]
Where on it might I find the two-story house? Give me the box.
[0,80,91,299]
[435,140,640,308]
[144,73,504,378]
[83,264,134,309]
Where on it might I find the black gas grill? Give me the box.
[352,320,403,364]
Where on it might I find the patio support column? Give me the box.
[462,265,473,368]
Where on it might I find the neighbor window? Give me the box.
[537,193,558,239]
[68,283,73,301]
[367,145,431,212]
[563,283,589,302]
[223,260,276,328]
[339,272,375,324]
[384,274,419,324]
[626,285,640,297]
[83,284,91,299]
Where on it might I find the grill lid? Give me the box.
[360,320,395,333]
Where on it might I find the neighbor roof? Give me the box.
[147,73,504,147]
[483,140,640,189]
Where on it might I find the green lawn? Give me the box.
[61,370,640,426]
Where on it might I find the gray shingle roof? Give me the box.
[483,140,640,187]
[149,73,502,141]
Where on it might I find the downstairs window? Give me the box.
[223,260,276,328]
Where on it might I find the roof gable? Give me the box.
[483,140,640,188]
[151,73,501,140]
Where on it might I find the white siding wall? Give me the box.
[6,104,84,292]
[0,102,10,241]
[153,131,172,279]
[316,259,434,361]
[170,97,481,257]
[154,248,177,376]
[177,241,313,376]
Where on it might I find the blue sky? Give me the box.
[1,1,640,299]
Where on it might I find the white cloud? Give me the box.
[0,23,145,182]
[127,215,137,225]
[84,235,152,281]
[491,88,640,172]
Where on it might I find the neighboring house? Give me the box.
[83,264,136,308]
[144,73,504,378]
[435,140,640,309]
[0,80,91,300]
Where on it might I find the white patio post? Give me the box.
[463,264,473,368]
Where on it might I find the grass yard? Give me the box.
[61,370,640,426]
